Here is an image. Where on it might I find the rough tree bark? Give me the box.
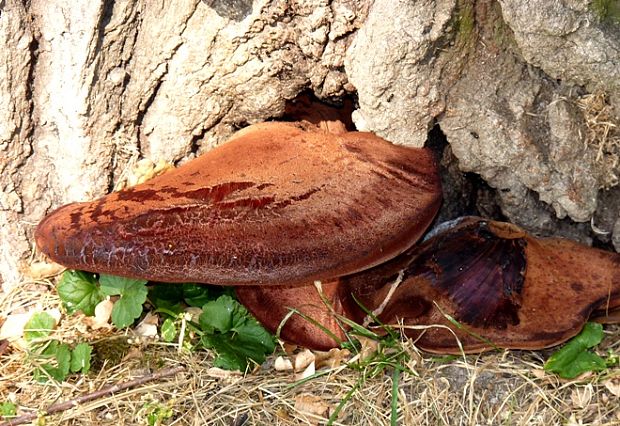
[1,0,619,289]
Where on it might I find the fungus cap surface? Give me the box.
[36,122,442,286]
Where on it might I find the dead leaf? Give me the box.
[570,385,593,409]
[294,393,330,418]
[295,349,315,371]
[314,348,350,369]
[275,407,293,422]
[0,308,61,346]
[134,312,159,337]
[207,367,243,384]
[122,347,144,361]
[295,361,315,381]
[49,309,62,323]
[0,313,32,341]
[83,299,114,330]
[358,336,379,361]
[274,356,293,371]
[0,339,9,357]
[26,261,65,279]
[184,306,203,322]
[567,413,584,426]
[604,379,620,397]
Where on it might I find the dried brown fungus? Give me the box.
[339,217,620,353]
[239,217,620,352]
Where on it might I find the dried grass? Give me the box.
[577,91,620,189]
[1,277,620,426]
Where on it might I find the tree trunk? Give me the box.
[1,0,619,288]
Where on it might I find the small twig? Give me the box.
[0,366,185,426]
[364,270,404,327]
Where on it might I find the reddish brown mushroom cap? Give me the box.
[339,217,620,353]
[35,121,442,286]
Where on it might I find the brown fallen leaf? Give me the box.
[275,407,293,422]
[83,299,114,330]
[604,379,620,397]
[206,367,243,384]
[294,349,316,372]
[567,413,584,426]
[295,362,315,381]
[0,339,9,357]
[294,393,330,419]
[274,356,294,371]
[26,261,65,280]
[134,312,159,337]
[570,385,593,409]
[357,336,379,362]
[123,347,148,361]
[314,348,351,369]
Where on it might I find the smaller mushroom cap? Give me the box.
[240,217,620,352]
[339,217,620,353]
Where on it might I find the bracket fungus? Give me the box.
[340,217,620,352]
[243,217,620,352]
[35,121,620,354]
[35,120,441,288]
[36,122,441,286]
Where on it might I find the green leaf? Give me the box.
[199,296,235,333]
[148,284,184,315]
[24,312,56,342]
[70,343,92,374]
[149,283,233,315]
[111,294,146,328]
[34,341,71,382]
[0,402,16,418]
[182,283,213,307]
[201,334,264,371]
[57,270,103,316]
[198,295,275,371]
[54,343,72,377]
[31,341,92,382]
[99,274,148,328]
[200,318,276,371]
[160,318,177,342]
[99,274,148,296]
[145,402,174,426]
[544,322,607,379]
[555,351,607,379]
